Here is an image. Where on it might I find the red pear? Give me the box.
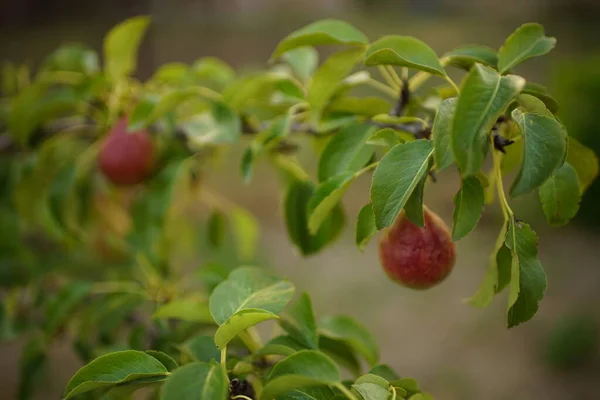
[98,117,154,185]
[379,207,456,289]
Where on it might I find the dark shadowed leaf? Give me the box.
[308,172,356,235]
[444,44,498,70]
[506,221,547,328]
[318,335,361,377]
[319,315,379,366]
[44,281,91,337]
[207,210,227,249]
[146,351,178,372]
[404,174,427,227]
[369,364,400,381]
[522,82,559,114]
[355,203,377,251]
[183,335,220,363]
[279,292,319,349]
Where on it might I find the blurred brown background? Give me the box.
[1,1,600,399]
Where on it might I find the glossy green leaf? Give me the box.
[370,140,434,229]
[183,335,220,363]
[444,44,498,70]
[283,47,319,83]
[103,16,150,80]
[272,19,368,58]
[404,174,427,227]
[352,382,389,400]
[319,315,379,366]
[498,23,556,74]
[566,136,599,193]
[505,221,547,328]
[44,281,91,337]
[539,162,581,226]
[318,122,375,182]
[152,297,213,323]
[64,350,168,399]
[510,110,567,197]
[279,292,319,349]
[146,351,178,372]
[181,101,241,147]
[522,82,559,114]
[452,176,485,241]
[160,362,228,400]
[284,179,346,256]
[364,35,446,76]
[308,48,365,120]
[452,64,525,176]
[432,97,457,171]
[308,172,355,235]
[261,350,341,400]
[355,203,377,251]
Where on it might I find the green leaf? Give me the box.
[539,162,581,226]
[308,172,356,235]
[192,57,235,91]
[181,101,241,148]
[152,297,213,323]
[452,64,525,176]
[146,351,178,372]
[444,44,498,70]
[44,281,91,337]
[229,207,260,262]
[452,176,485,241]
[352,382,389,400]
[277,387,337,400]
[64,350,168,399]
[103,375,167,399]
[498,23,556,74]
[390,378,420,395]
[330,96,392,117]
[369,365,399,381]
[318,122,375,182]
[209,267,295,348]
[224,72,304,112]
[364,36,446,76]
[41,44,100,75]
[318,335,361,377]
[505,221,547,328]
[432,97,457,171]
[355,204,377,251]
[283,47,319,83]
[160,361,228,400]
[366,128,408,148]
[183,335,220,363]
[370,140,434,229]
[467,224,511,308]
[261,350,341,400]
[103,16,150,81]
[510,110,568,197]
[18,334,47,400]
[319,315,379,367]
[308,48,365,120]
[284,179,346,256]
[404,174,427,227]
[522,82,559,114]
[566,136,599,193]
[516,93,554,118]
[128,89,198,130]
[272,19,368,58]
[207,210,227,249]
[279,292,319,349]
[256,335,307,357]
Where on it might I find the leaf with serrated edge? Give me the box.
[452,176,485,241]
[510,110,567,197]
[452,64,525,176]
[505,221,547,328]
[539,162,581,226]
[370,140,434,229]
[498,23,556,74]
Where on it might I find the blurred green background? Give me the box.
[1,1,600,399]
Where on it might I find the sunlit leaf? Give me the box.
[103,16,150,80]
[364,36,446,76]
[498,23,556,74]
